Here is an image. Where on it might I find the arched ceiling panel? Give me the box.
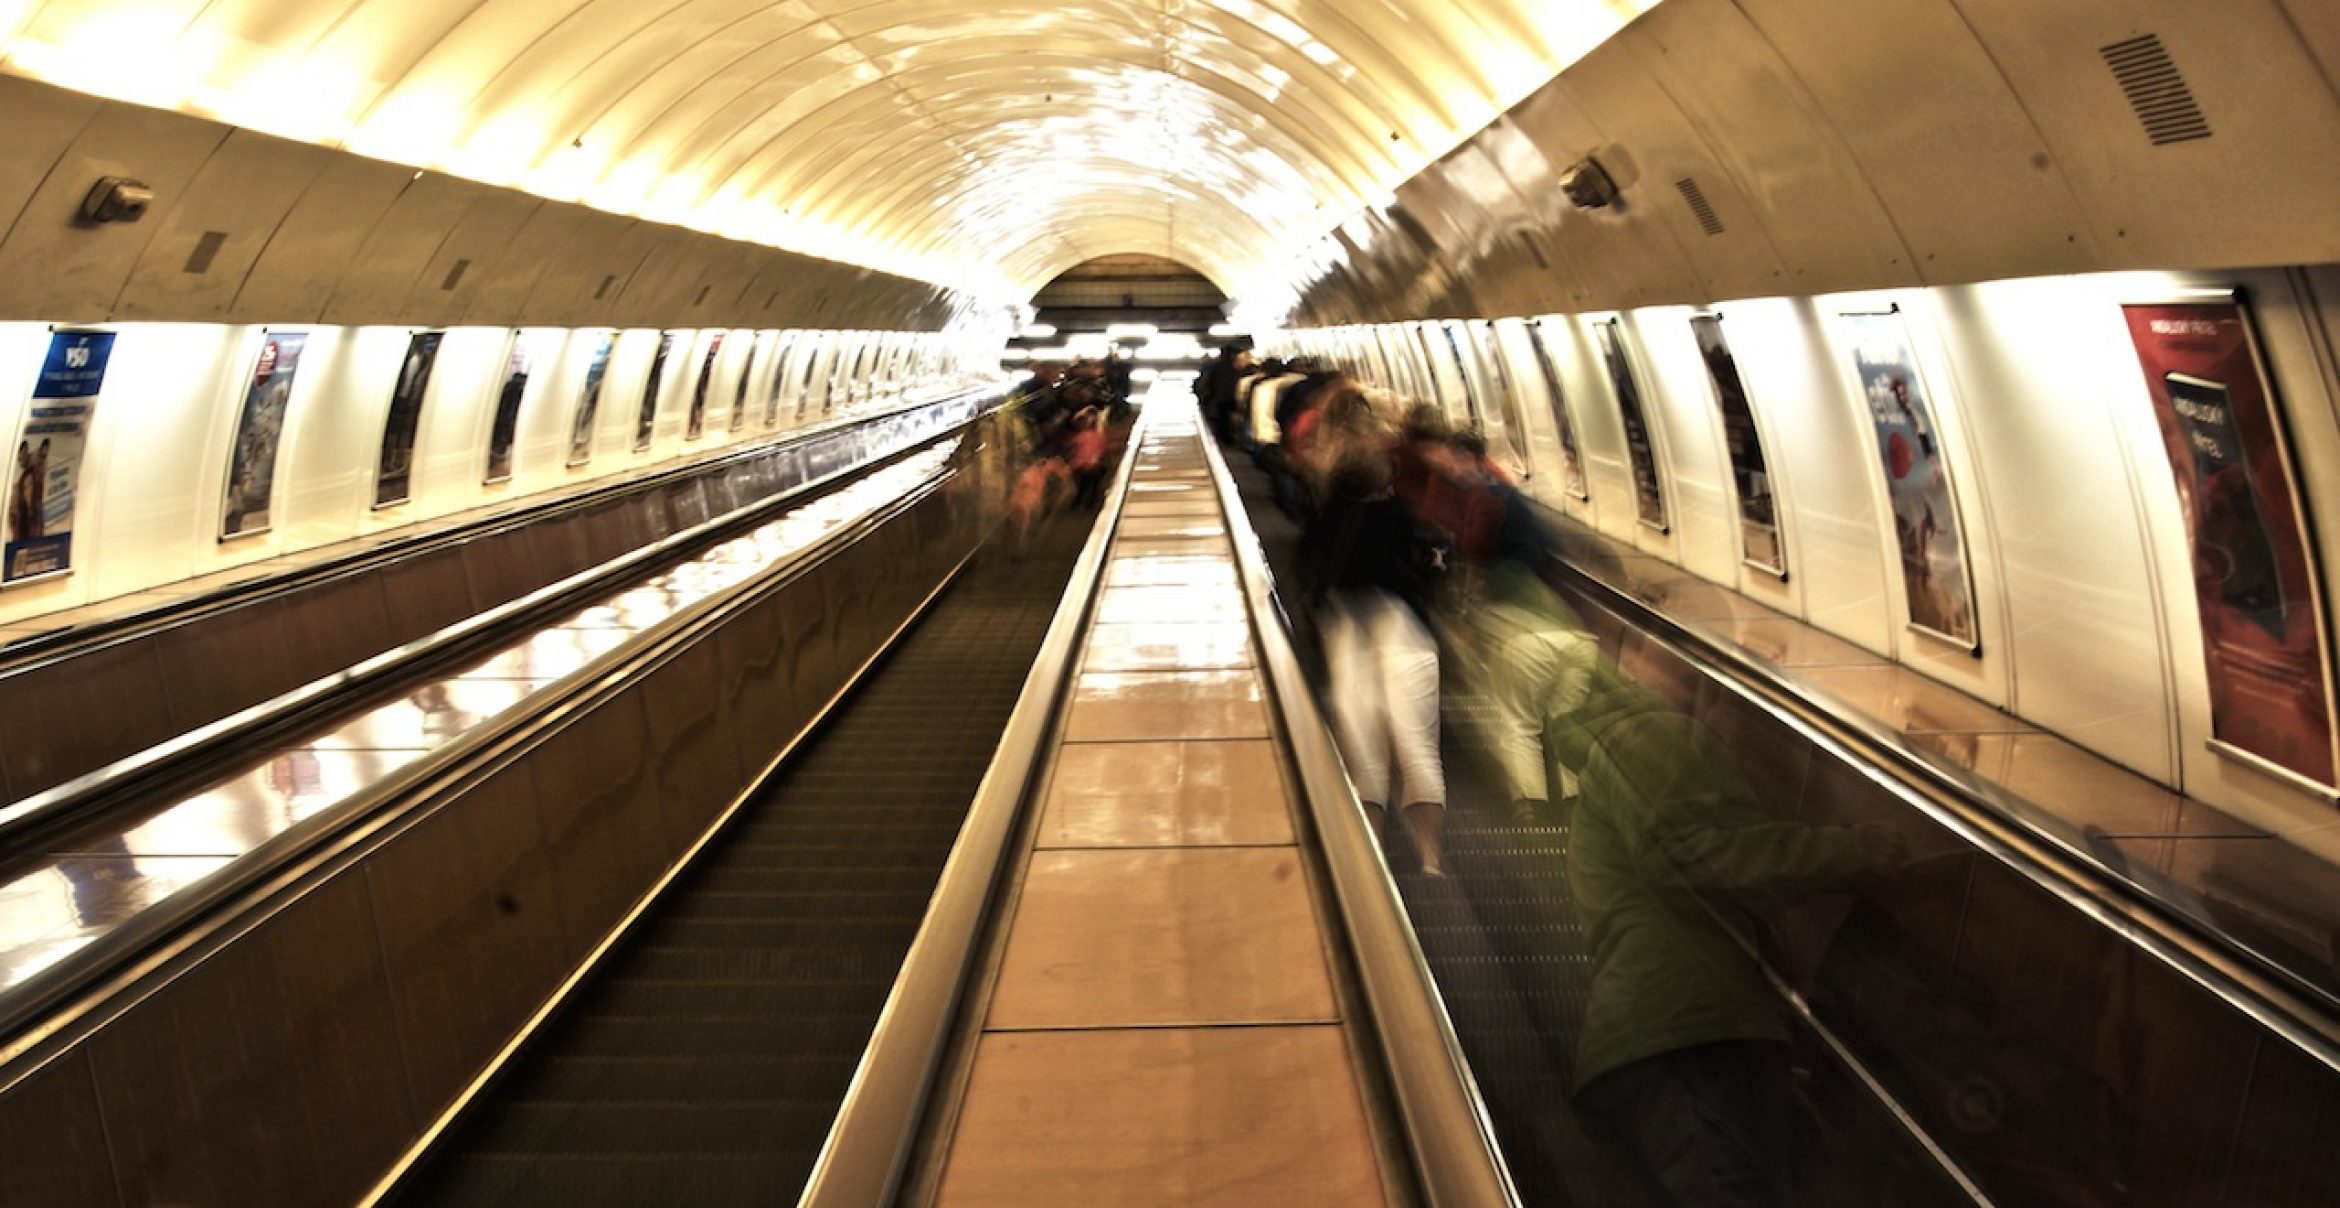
[0,0,1657,300]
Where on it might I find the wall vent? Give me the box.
[694,284,712,306]
[1674,177,1724,235]
[439,259,471,291]
[182,230,228,275]
[1518,230,1551,271]
[594,274,617,300]
[2102,33,2211,145]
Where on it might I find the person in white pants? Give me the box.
[1302,422,1450,875]
[1320,586,1447,873]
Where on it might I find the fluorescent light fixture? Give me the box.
[1019,323,1057,338]
[1208,322,1245,337]
[1105,323,1157,338]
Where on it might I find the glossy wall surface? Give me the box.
[0,318,994,629]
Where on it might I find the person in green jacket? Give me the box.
[1558,653,1903,1207]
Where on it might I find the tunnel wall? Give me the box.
[1275,0,2340,326]
[0,319,991,628]
[1274,261,2340,856]
[0,75,975,331]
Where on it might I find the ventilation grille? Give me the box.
[439,258,471,291]
[1674,177,1724,235]
[2102,34,2211,145]
[183,230,228,275]
[594,274,617,300]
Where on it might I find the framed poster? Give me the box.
[5,329,113,584]
[1593,318,1668,531]
[1691,314,1786,577]
[763,332,797,428]
[1841,310,1977,649]
[1525,320,1589,500]
[634,331,677,452]
[483,335,531,484]
[2122,295,2336,790]
[729,331,762,433]
[1438,320,1486,428]
[1467,320,1531,476]
[686,332,723,440]
[374,331,442,508]
[223,332,307,539]
[567,332,615,467]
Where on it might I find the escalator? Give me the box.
[387,507,1095,1205]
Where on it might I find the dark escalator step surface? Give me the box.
[397,512,1095,1207]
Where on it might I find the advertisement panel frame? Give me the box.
[1593,317,1669,533]
[4,328,114,585]
[1691,312,1788,579]
[1838,307,1981,652]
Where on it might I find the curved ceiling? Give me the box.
[0,0,1652,301]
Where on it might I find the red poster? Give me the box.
[2123,299,2335,789]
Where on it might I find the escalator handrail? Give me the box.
[0,380,1006,675]
[0,394,1006,855]
[0,442,971,1074]
[796,406,1144,1207]
[1193,425,1518,1207]
[1542,516,2340,1078]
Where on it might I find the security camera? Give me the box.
[78,177,153,225]
[1559,158,1619,210]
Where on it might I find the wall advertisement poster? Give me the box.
[763,332,796,428]
[5,329,114,583]
[635,331,677,452]
[1594,319,1667,531]
[374,331,443,508]
[567,332,615,467]
[1841,310,1977,649]
[729,332,760,433]
[484,335,531,483]
[686,332,723,440]
[1691,315,1786,577]
[2122,297,2336,790]
[1467,320,1531,476]
[223,332,307,539]
[1525,320,1588,500]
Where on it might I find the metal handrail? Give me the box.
[0,381,1007,673]
[1191,419,1518,1207]
[796,404,1144,1207]
[1543,525,2340,1078]
[0,440,975,1075]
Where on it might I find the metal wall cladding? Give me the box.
[0,76,973,329]
[1291,0,2340,323]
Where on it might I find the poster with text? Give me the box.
[1843,311,1976,647]
[1595,319,1667,530]
[374,331,442,508]
[223,332,307,539]
[686,333,723,440]
[1439,322,1485,429]
[5,330,114,582]
[484,336,531,483]
[2124,298,2335,789]
[764,333,797,428]
[1691,315,1785,576]
[1525,321,1588,499]
[634,331,676,452]
[567,332,614,467]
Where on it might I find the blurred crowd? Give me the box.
[1001,353,1134,547]
[1195,342,1909,1208]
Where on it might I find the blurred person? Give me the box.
[1444,562,1599,825]
[1552,652,1908,1207]
[1067,405,1111,509]
[1302,444,1449,875]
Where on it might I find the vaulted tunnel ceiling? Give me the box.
[0,0,1653,302]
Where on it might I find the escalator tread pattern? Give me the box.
[397,511,1091,1206]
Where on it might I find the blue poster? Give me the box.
[7,330,115,582]
[568,332,615,467]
